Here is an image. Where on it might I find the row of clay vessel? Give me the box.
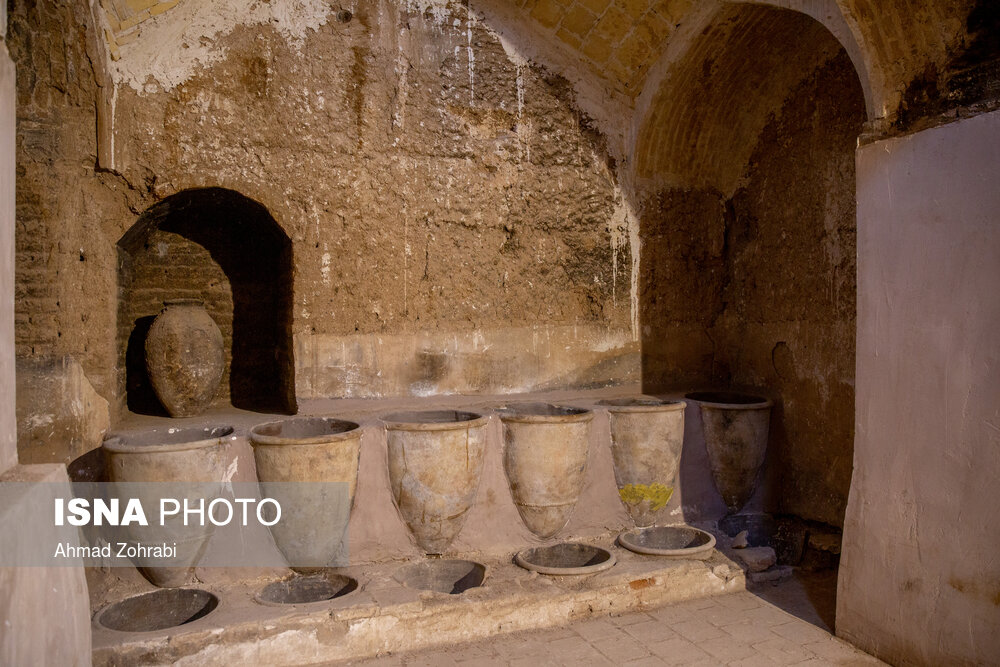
[102,393,772,587]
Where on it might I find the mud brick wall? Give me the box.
[10,0,639,421]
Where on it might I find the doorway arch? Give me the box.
[117,187,296,415]
[634,3,866,535]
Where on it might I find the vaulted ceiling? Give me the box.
[99,0,978,119]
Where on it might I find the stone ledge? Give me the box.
[91,537,745,665]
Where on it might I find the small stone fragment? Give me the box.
[748,565,794,584]
[732,530,749,548]
[736,546,776,572]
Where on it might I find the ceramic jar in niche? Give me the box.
[382,410,488,554]
[102,425,235,587]
[685,391,773,514]
[145,299,225,417]
[249,417,362,570]
[497,403,593,539]
[598,397,686,527]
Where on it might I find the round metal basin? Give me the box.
[96,588,218,632]
[394,559,486,594]
[618,526,716,559]
[514,542,616,575]
[255,573,358,606]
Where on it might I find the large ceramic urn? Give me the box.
[498,403,593,539]
[685,391,773,514]
[102,425,235,587]
[598,397,686,527]
[249,417,362,570]
[145,299,225,417]
[381,410,488,554]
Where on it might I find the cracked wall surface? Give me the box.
[11,0,639,431]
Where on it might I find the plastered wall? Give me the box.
[839,109,1000,665]
[10,0,640,424]
[1,15,15,474]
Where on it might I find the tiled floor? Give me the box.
[343,587,883,666]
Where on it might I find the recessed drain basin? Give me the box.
[394,559,486,594]
[97,588,218,632]
[618,525,716,558]
[514,542,616,575]
[256,573,358,605]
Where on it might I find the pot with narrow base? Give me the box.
[685,391,773,514]
[599,397,685,527]
[249,417,362,571]
[498,403,593,539]
[102,425,235,587]
[382,410,488,554]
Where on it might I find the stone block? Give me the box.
[557,28,583,50]
[620,0,651,21]
[736,546,776,572]
[16,355,110,465]
[748,565,794,585]
[578,0,610,15]
[149,0,180,18]
[592,6,631,44]
[125,0,158,12]
[561,5,598,37]
[616,34,653,69]
[582,34,613,63]
[530,0,565,29]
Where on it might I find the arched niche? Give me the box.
[117,188,296,415]
[635,3,866,536]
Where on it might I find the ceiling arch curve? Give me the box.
[632,2,864,195]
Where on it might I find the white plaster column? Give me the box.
[1,3,16,474]
[840,110,1000,665]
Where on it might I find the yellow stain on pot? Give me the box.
[619,483,674,511]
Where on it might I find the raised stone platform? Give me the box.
[92,535,745,665]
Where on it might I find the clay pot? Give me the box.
[145,299,225,417]
[102,425,235,587]
[381,410,488,554]
[598,397,685,527]
[685,391,773,514]
[498,403,593,539]
[249,417,362,570]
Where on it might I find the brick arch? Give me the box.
[737,0,874,117]
[117,187,296,416]
[633,3,861,195]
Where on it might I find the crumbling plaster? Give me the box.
[13,0,645,425]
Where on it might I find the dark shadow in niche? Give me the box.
[125,315,167,416]
[118,188,297,415]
